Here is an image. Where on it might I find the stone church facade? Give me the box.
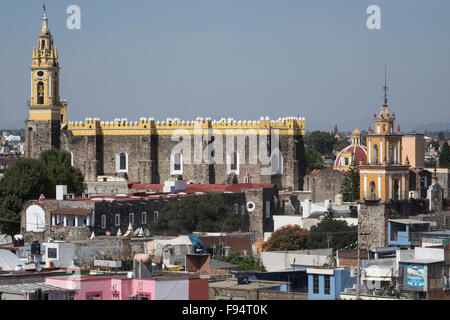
[25,13,307,191]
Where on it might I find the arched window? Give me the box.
[142,212,147,224]
[120,153,126,170]
[394,179,400,200]
[41,40,45,48]
[170,152,183,175]
[37,81,44,104]
[154,211,159,222]
[391,145,397,164]
[373,144,379,164]
[115,151,128,173]
[129,212,134,226]
[369,181,376,200]
[101,215,106,229]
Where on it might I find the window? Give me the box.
[369,181,376,200]
[324,275,331,295]
[241,205,245,215]
[265,201,271,218]
[344,157,349,166]
[170,152,183,175]
[372,145,379,164]
[120,153,126,170]
[48,248,57,259]
[37,82,44,104]
[313,275,319,294]
[234,203,239,214]
[115,151,128,173]
[112,293,120,300]
[391,145,397,163]
[154,211,159,222]
[68,292,75,300]
[129,212,134,226]
[101,215,106,229]
[115,214,120,227]
[87,293,101,300]
[142,211,147,224]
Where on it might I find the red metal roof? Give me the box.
[334,144,367,167]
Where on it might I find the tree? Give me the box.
[0,149,85,235]
[40,149,85,197]
[305,148,325,174]
[262,225,309,251]
[305,131,338,156]
[306,205,357,251]
[340,161,360,202]
[440,142,450,168]
[151,193,242,236]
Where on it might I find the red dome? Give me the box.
[334,144,367,168]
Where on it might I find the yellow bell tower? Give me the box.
[359,74,410,201]
[28,10,65,121]
[25,9,66,158]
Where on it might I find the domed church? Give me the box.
[334,129,367,171]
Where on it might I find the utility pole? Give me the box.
[356,232,370,300]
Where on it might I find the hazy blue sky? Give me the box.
[0,0,449,131]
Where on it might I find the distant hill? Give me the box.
[412,123,450,133]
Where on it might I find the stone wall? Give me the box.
[303,170,345,203]
[58,128,306,191]
[72,237,131,267]
[25,119,60,159]
[358,200,414,249]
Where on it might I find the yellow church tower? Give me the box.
[25,9,67,158]
[359,76,410,201]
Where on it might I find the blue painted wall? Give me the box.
[388,222,411,246]
[307,269,356,300]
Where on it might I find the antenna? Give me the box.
[382,65,388,105]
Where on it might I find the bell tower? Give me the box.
[359,70,410,201]
[25,9,66,158]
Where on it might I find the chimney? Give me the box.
[56,185,67,200]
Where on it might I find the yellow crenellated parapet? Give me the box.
[67,116,306,136]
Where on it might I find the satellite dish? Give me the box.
[106,231,111,236]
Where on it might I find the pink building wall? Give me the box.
[45,276,207,300]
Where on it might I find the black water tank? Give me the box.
[31,241,41,255]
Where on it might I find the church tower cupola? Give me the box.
[25,8,65,158]
[359,68,410,201]
[29,8,63,120]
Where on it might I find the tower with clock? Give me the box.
[25,9,67,158]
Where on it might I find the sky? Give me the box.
[0,0,449,131]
